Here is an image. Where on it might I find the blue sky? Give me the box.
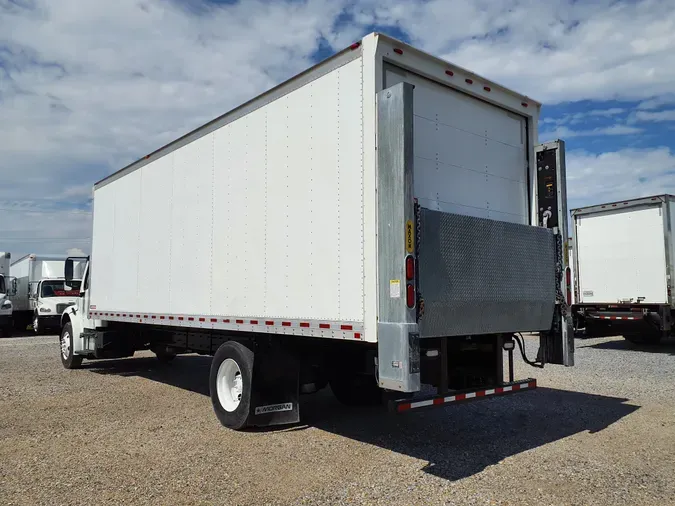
[2,0,675,255]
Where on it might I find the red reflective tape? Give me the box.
[236,319,244,324]
[282,322,292,327]
[341,325,353,330]
[476,390,486,397]
[354,332,362,339]
[433,398,445,405]
[265,321,274,326]
[398,402,411,412]
[529,380,537,388]
[199,318,205,322]
[512,384,521,391]
[300,322,310,328]
[455,393,466,401]
[496,387,504,394]
[319,323,330,329]
[250,320,258,325]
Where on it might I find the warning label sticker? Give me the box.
[390,279,401,298]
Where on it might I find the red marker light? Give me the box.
[406,284,415,308]
[405,256,415,280]
[393,48,403,55]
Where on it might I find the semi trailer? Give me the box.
[9,254,83,334]
[0,252,16,336]
[572,194,675,344]
[59,32,573,430]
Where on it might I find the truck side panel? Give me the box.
[576,204,668,304]
[90,57,365,327]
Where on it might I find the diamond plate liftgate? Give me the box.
[417,209,557,338]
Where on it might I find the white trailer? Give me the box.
[0,252,16,336]
[10,254,83,334]
[60,33,573,430]
[572,195,675,344]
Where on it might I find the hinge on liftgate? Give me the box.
[414,199,425,320]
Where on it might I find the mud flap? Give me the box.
[248,344,300,427]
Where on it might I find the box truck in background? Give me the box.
[572,195,675,344]
[0,252,16,336]
[59,33,573,430]
[10,254,84,334]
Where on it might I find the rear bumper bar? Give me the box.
[390,378,536,413]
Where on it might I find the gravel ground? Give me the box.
[1,333,675,506]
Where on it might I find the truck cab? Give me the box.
[31,278,81,334]
[0,252,16,337]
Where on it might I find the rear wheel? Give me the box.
[623,332,662,345]
[210,341,254,430]
[329,372,382,406]
[60,322,83,369]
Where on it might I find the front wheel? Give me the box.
[33,314,45,335]
[210,341,254,430]
[60,322,83,369]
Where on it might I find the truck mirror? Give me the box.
[9,278,17,297]
[64,258,74,289]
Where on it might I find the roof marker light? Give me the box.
[349,42,361,50]
[393,48,403,55]
[521,102,528,107]
[445,70,454,76]
[465,78,473,84]
[483,86,491,92]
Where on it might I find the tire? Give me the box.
[154,348,177,363]
[33,314,44,335]
[623,332,662,345]
[329,373,382,406]
[60,322,83,369]
[210,341,254,430]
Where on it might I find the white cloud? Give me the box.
[635,110,675,122]
[361,0,675,103]
[567,147,675,207]
[2,0,675,254]
[541,124,643,141]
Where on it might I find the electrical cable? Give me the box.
[513,333,544,369]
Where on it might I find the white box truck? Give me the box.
[59,33,573,430]
[0,252,16,336]
[572,194,675,344]
[10,254,83,334]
